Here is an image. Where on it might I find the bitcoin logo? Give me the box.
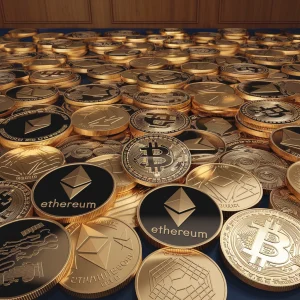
[144,113,176,128]
[250,104,290,118]
[242,219,290,269]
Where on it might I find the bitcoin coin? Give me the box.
[72,105,130,136]
[0,181,32,223]
[220,208,300,291]
[60,217,142,297]
[0,95,15,117]
[176,129,226,164]
[135,248,227,300]
[287,161,300,200]
[129,109,190,137]
[0,109,72,148]
[0,218,71,299]
[137,184,222,248]
[64,84,121,106]
[184,82,235,96]
[122,134,191,187]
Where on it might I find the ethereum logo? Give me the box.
[184,137,216,152]
[164,188,196,227]
[16,87,53,99]
[204,118,232,136]
[280,129,300,150]
[252,83,280,94]
[76,225,111,270]
[82,86,109,97]
[60,166,91,200]
[24,114,51,134]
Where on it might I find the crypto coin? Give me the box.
[121,85,139,104]
[187,47,220,58]
[186,163,262,215]
[220,63,269,79]
[72,105,130,136]
[60,217,142,297]
[12,103,64,115]
[9,28,37,38]
[3,42,36,53]
[32,163,116,223]
[0,181,32,223]
[251,56,294,67]
[282,64,300,76]
[104,49,141,61]
[184,82,235,96]
[67,59,106,73]
[0,145,65,184]
[0,109,72,148]
[226,138,270,151]
[137,184,222,248]
[10,69,30,83]
[29,69,73,84]
[181,62,218,74]
[0,95,15,117]
[65,31,99,40]
[220,208,300,291]
[176,129,226,164]
[215,56,250,65]
[129,57,168,70]
[137,70,191,89]
[87,154,136,193]
[120,69,144,84]
[0,218,71,299]
[270,126,300,162]
[135,248,227,300]
[0,71,16,90]
[129,109,190,137]
[64,84,121,106]
[112,103,139,115]
[5,84,59,107]
[24,58,62,71]
[87,64,127,80]
[287,161,300,200]
[122,134,191,187]
[33,32,64,42]
[270,187,300,220]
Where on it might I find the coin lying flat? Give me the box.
[184,82,235,96]
[221,208,300,291]
[72,105,130,136]
[65,31,99,40]
[29,69,73,84]
[286,161,300,200]
[0,109,72,148]
[60,217,142,298]
[32,163,116,223]
[129,57,168,70]
[64,84,121,106]
[87,64,127,80]
[0,218,71,299]
[12,103,64,115]
[129,109,190,137]
[0,145,65,184]
[9,28,37,38]
[120,69,144,84]
[0,181,32,223]
[137,184,222,248]
[67,59,106,73]
[135,248,227,300]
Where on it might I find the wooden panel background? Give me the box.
[0,0,299,28]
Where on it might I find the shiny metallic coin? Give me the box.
[184,82,234,96]
[282,63,300,76]
[104,49,141,61]
[67,58,106,73]
[215,55,250,65]
[0,71,16,90]
[220,63,269,79]
[9,28,37,38]
[87,64,127,80]
[0,95,15,117]
[120,69,144,84]
[112,103,139,115]
[181,62,218,75]
[122,134,191,187]
[65,31,99,40]
[287,161,300,200]
[10,69,30,83]
[121,84,139,104]
[129,57,168,70]
[29,69,73,84]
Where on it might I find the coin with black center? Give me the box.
[32,163,116,223]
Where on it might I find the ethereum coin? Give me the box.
[122,134,191,187]
[184,82,235,96]
[32,163,116,223]
[120,69,144,84]
[60,217,141,297]
[135,248,227,300]
[220,208,300,291]
[137,184,222,248]
[121,85,139,104]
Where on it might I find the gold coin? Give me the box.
[88,41,122,54]
[65,31,99,41]
[164,38,195,49]
[160,28,183,35]
[0,94,15,117]
[104,49,141,61]
[3,42,36,53]
[220,63,269,79]
[186,163,262,215]
[184,82,234,96]
[129,57,168,70]
[87,64,127,80]
[251,56,294,67]
[121,85,139,104]
[282,63,300,76]
[72,105,130,136]
[181,62,218,74]
[29,68,73,84]
[0,52,37,64]
[245,49,285,58]
[187,47,220,59]
[24,58,62,71]
[120,69,143,84]
[135,248,227,300]
[0,71,16,90]
[9,28,37,38]
[153,49,189,64]
[287,161,300,200]
[87,154,136,193]
[33,32,64,42]
[192,31,221,41]
[67,58,106,73]
[129,108,190,137]
[124,42,154,53]
[60,217,141,297]
[258,36,292,47]
[37,52,67,64]
[220,208,300,291]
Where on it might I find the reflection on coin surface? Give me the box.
[287,161,300,200]
[0,181,32,223]
[0,146,65,184]
[137,184,222,248]
[60,217,142,298]
[135,248,227,300]
[0,218,71,299]
[122,134,191,187]
[220,208,300,291]
[184,82,234,96]
[32,163,116,223]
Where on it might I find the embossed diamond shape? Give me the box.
[24,114,51,134]
[204,118,232,136]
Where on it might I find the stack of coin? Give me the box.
[37,39,70,53]
[8,28,37,38]
[221,27,248,43]
[32,32,64,43]
[3,42,36,54]
[192,32,221,44]
[187,47,220,59]
[65,31,99,41]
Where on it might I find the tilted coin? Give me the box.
[164,38,195,49]
[176,129,226,164]
[52,40,87,53]
[184,82,235,96]
[258,36,292,46]
[29,69,73,84]
[87,154,136,193]
[196,74,239,85]
[129,109,190,137]
[270,187,300,220]
[72,105,130,136]
[32,32,64,42]
[287,161,300,200]
[32,163,116,223]
[122,134,191,187]
[0,95,15,117]
[251,56,294,67]
[220,208,300,291]
[129,57,168,70]
[270,126,300,162]
[0,109,72,148]
[5,84,59,107]
[135,248,227,300]
[215,56,250,65]
[226,138,270,151]
[0,52,37,64]
[67,59,106,73]
[60,217,142,297]
[24,58,62,71]
[282,63,300,76]
[87,64,127,80]
[0,218,71,299]
[9,28,37,38]
[160,28,183,35]
[187,47,220,58]
[0,145,65,184]
[137,184,222,248]
[88,41,122,53]
[64,84,121,106]
[186,163,262,216]
[3,42,36,53]
[37,53,67,64]
[0,181,32,223]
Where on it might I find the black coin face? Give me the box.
[137,185,222,248]
[0,218,71,298]
[32,163,115,220]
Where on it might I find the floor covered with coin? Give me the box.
[0,27,299,300]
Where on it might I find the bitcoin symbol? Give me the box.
[242,219,290,269]
[250,104,290,118]
[144,113,176,128]
[139,142,173,172]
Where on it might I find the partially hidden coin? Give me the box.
[286,161,300,200]
[184,82,235,96]
[12,103,64,115]
[0,95,15,117]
